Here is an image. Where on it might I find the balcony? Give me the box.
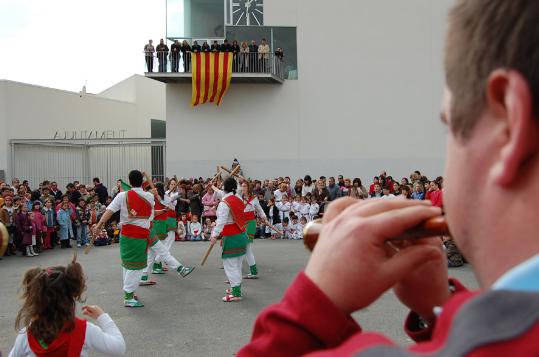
[144,52,285,84]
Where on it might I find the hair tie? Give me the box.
[45,267,55,276]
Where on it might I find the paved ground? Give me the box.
[0,240,478,356]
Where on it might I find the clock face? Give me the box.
[228,0,263,26]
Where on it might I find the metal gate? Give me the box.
[10,139,166,190]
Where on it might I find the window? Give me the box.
[167,0,225,40]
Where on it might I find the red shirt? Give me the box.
[426,190,443,208]
[238,272,539,356]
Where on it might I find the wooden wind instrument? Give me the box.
[303,216,449,251]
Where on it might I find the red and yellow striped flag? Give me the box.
[191,52,233,106]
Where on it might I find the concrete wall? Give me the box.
[166,0,454,180]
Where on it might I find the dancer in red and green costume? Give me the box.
[210,177,249,302]
[93,170,154,308]
[140,182,194,283]
[240,181,268,279]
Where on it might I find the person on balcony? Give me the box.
[248,40,258,72]
[240,41,250,73]
[258,38,270,73]
[181,40,191,72]
[202,41,210,52]
[143,40,155,73]
[156,39,169,72]
[231,40,241,72]
[170,40,181,72]
[275,47,284,77]
[220,39,232,52]
[211,40,220,52]
[192,40,201,53]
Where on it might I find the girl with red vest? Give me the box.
[9,256,126,356]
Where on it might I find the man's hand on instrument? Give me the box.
[304,197,443,315]
[92,224,101,237]
[210,236,217,245]
[393,237,450,323]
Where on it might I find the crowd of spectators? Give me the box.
[1,169,460,264]
[144,38,284,74]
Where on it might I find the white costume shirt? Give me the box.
[9,314,126,357]
[165,190,179,209]
[211,192,237,238]
[309,203,319,219]
[106,188,154,229]
[291,201,301,215]
[273,189,286,203]
[276,201,291,221]
[243,196,267,221]
[300,203,311,220]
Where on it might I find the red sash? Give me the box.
[221,195,246,236]
[154,198,168,221]
[28,318,87,357]
[244,211,256,220]
[126,190,152,219]
[121,224,150,238]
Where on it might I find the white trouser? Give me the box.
[155,231,175,263]
[143,241,182,274]
[123,268,143,293]
[223,256,244,288]
[245,243,256,267]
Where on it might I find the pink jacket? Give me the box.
[32,210,45,233]
[202,192,218,217]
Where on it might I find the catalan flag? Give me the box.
[191,52,233,106]
[119,179,131,192]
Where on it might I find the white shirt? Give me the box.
[300,203,311,217]
[302,184,314,197]
[9,313,126,357]
[165,190,179,208]
[276,201,291,220]
[189,222,202,236]
[273,189,285,203]
[211,192,237,238]
[106,188,154,229]
[243,196,267,221]
[309,203,319,216]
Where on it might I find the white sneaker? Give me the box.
[77,244,82,248]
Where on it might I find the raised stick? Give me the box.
[220,165,246,181]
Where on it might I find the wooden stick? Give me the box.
[142,171,156,190]
[200,241,216,266]
[209,168,223,184]
[265,222,284,236]
[220,165,245,181]
[84,227,97,254]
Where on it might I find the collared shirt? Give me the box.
[492,253,539,291]
[106,188,154,229]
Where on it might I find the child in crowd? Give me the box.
[16,206,35,257]
[9,257,126,356]
[309,197,319,221]
[57,201,74,248]
[281,217,290,239]
[176,213,188,241]
[291,195,302,217]
[29,212,40,256]
[266,199,281,238]
[42,199,56,249]
[276,194,291,222]
[188,214,203,241]
[300,196,311,221]
[298,216,308,239]
[203,218,214,241]
[31,201,45,252]
[75,199,90,248]
[289,215,303,240]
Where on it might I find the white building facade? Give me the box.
[159,0,454,180]
[0,75,165,188]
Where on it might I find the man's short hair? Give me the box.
[66,183,75,189]
[93,177,100,183]
[446,0,539,139]
[223,177,237,193]
[128,170,144,187]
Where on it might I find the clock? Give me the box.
[227,0,264,26]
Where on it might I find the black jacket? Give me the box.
[156,44,169,58]
[171,43,182,57]
[202,44,210,52]
[220,43,233,52]
[192,44,202,52]
[95,183,108,205]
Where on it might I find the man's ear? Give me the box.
[488,70,539,187]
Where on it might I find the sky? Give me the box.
[0,0,166,93]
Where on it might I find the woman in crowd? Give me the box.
[411,182,425,200]
[240,41,249,72]
[202,185,218,221]
[181,40,192,72]
[293,179,303,196]
[301,175,314,197]
[350,178,368,199]
[232,40,241,72]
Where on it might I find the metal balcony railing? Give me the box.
[144,51,285,80]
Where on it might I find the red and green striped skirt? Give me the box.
[245,219,256,243]
[120,225,149,270]
[222,232,248,259]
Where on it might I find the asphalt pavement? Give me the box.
[0,239,478,356]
